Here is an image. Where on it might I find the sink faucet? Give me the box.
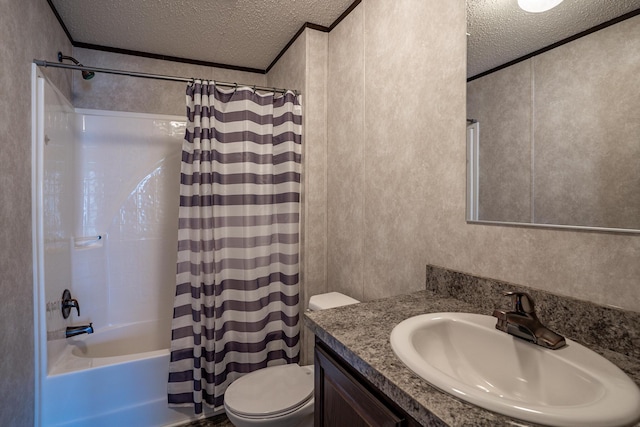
[66,323,94,338]
[492,292,566,350]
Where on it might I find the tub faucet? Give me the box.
[66,323,94,338]
[492,292,566,350]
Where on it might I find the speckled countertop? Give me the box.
[304,289,640,427]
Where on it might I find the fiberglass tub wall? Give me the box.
[71,110,185,330]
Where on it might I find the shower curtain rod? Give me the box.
[33,59,297,95]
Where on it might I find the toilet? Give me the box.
[223,292,360,427]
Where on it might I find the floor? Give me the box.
[179,413,234,427]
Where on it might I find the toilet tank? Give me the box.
[308,292,359,311]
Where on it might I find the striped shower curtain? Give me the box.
[168,81,302,413]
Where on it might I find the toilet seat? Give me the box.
[224,364,314,418]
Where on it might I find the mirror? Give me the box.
[466,1,640,233]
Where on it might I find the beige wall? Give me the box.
[327,4,366,301]
[0,1,72,424]
[327,0,468,301]
[326,0,640,312]
[467,15,640,229]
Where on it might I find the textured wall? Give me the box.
[298,30,329,314]
[327,0,640,312]
[327,0,468,301]
[327,4,366,302]
[267,29,329,365]
[72,48,267,115]
[0,1,72,424]
[468,15,640,229]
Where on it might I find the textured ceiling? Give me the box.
[50,0,640,75]
[467,0,640,78]
[50,0,355,71]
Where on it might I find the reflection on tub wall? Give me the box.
[466,14,640,230]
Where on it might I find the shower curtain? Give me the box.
[168,81,302,413]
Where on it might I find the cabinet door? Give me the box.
[315,345,404,427]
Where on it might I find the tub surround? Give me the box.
[33,103,201,426]
[305,265,640,426]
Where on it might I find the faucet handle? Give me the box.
[61,289,80,319]
[504,291,535,314]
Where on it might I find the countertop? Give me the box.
[304,289,640,427]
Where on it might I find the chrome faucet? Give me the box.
[66,323,94,338]
[492,292,566,350]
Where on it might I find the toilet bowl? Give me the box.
[224,364,314,427]
[223,292,359,427]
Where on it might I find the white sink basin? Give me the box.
[390,312,640,427]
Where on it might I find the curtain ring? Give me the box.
[252,85,257,93]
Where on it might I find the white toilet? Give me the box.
[223,292,360,427]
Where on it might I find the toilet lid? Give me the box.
[224,364,314,417]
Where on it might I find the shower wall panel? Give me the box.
[72,110,185,329]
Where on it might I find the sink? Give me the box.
[390,312,640,427]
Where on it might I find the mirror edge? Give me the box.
[466,219,640,236]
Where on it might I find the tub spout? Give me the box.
[66,323,94,338]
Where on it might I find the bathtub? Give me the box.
[42,321,217,427]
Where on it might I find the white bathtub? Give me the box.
[42,321,217,427]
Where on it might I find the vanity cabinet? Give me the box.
[314,339,421,427]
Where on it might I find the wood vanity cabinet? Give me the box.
[314,339,421,427]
